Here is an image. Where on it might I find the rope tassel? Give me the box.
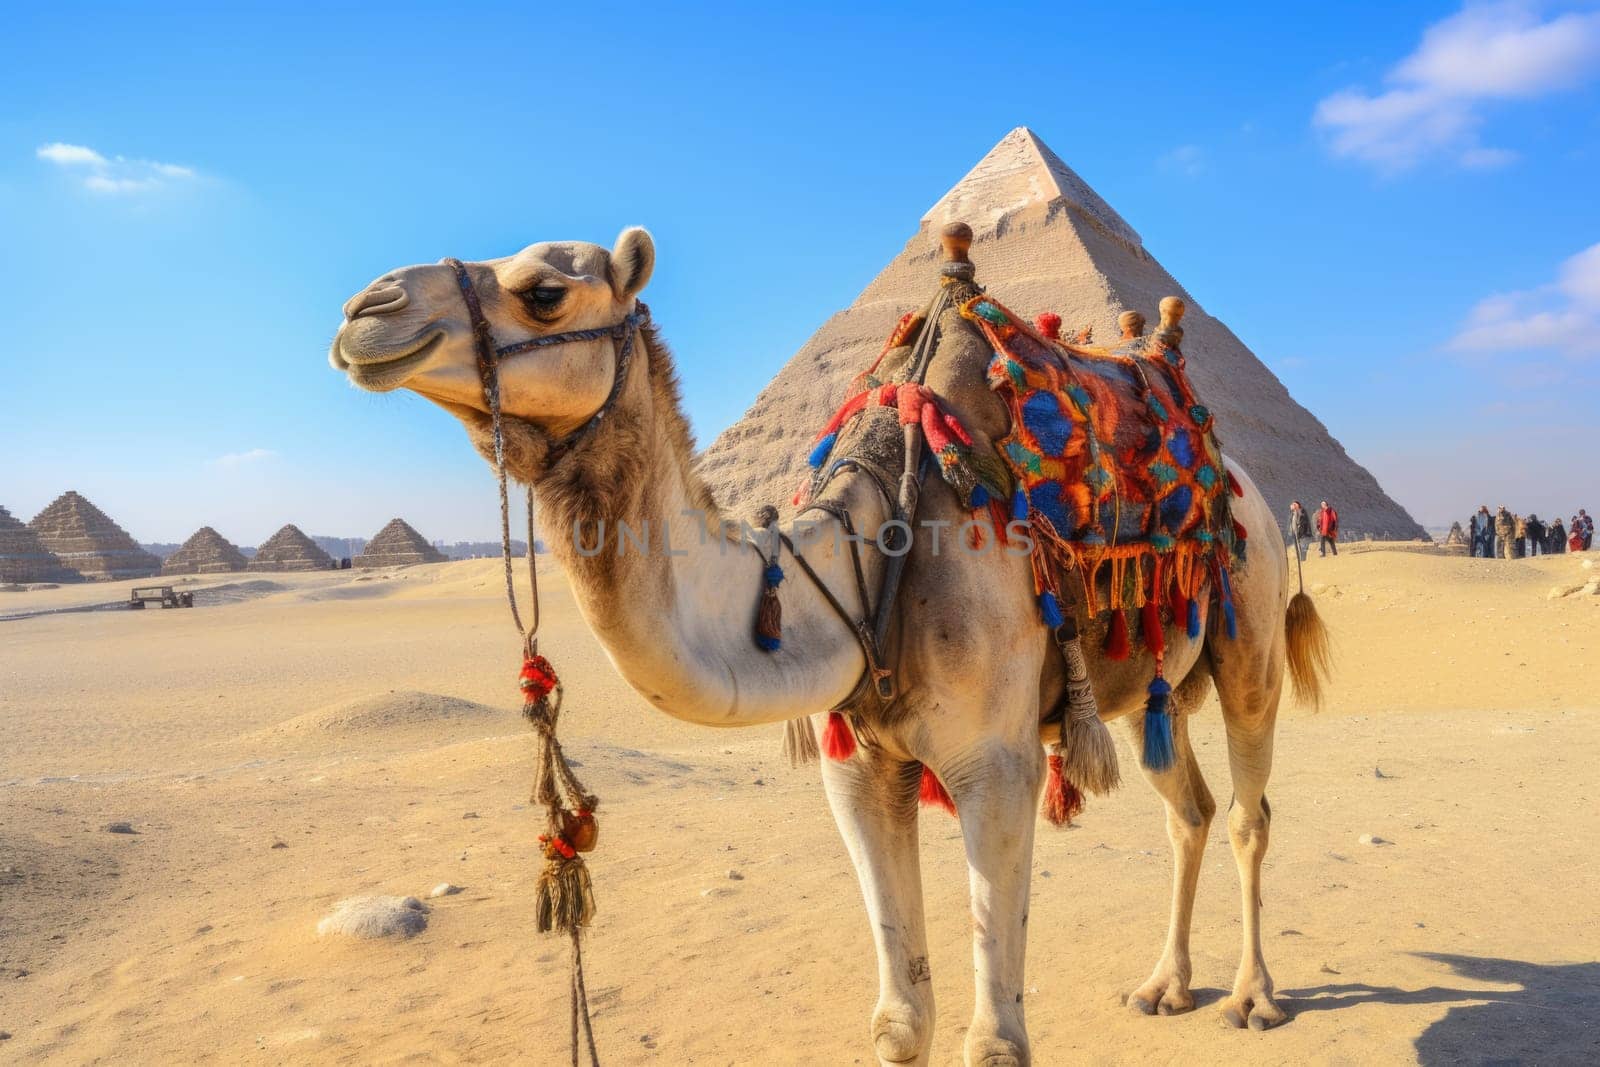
[755,562,783,651]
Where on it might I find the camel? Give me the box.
[331,227,1330,1065]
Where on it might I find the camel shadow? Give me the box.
[1284,953,1600,1066]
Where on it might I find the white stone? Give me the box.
[429,883,462,899]
[317,895,429,939]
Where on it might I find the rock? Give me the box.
[726,869,744,881]
[317,895,430,939]
[104,821,137,834]
[1358,833,1389,846]
[429,883,463,899]
[462,812,480,820]
[271,840,288,849]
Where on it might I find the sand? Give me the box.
[2,550,1597,1064]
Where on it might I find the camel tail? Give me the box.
[783,716,819,766]
[1285,591,1332,710]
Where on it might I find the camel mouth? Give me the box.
[337,331,444,393]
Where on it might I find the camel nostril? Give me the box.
[343,285,408,321]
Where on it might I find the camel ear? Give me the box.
[609,227,655,300]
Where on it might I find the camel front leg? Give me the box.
[821,731,934,1065]
[939,739,1042,1066]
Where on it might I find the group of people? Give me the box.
[1468,506,1592,559]
[1286,500,1340,560]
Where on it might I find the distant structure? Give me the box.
[697,126,1424,538]
[353,518,448,569]
[1,504,78,583]
[248,524,335,571]
[27,490,159,580]
[161,526,249,575]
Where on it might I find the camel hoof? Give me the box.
[1127,976,1195,1017]
[965,1035,1027,1066]
[872,1002,928,1063]
[1219,993,1287,1031]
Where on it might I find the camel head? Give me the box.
[331,229,655,432]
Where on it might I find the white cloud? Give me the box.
[211,448,277,468]
[1158,144,1206,176]
[36,142,108,166]
[35,141,200,195]
[1449,241,1600,356]
[1313,3,1600,171]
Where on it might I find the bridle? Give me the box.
[447,257,650,473]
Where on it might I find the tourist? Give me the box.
[1495,506,1516,560]
[1315,500,1339,557]
[1470,504,1494,558]
[1571,521,1587,553]
[1524,513,1544,557]
[1287,501,1312,561]
[1580,510,1594,551]
[1547,517,1566,555]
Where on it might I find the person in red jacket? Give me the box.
[1315,500,1339,557]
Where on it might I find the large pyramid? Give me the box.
[352,518,447,569]
[699,127,1423,539]
[27,491,160,580]
[1,504,78,583]
[161,526,249,575]
[249,524,335,572]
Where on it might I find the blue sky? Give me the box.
[2,1,1597,543]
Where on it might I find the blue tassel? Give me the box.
[1011,488,1028,522]
[970,484,989,508]
[1186,598,1200,638]
[807,432,837,469]
[764,563,784,588]
[1039,591,1063,628]
[754,633,780,652]
[1142,677,1175,772]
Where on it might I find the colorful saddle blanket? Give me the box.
[959,294,1242,646]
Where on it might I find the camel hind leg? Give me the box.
[1124,665,1216,1017]
[1212,632,1289,1030]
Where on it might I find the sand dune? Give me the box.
[1,548,1597,1064]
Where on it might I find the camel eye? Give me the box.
[521,285,567,316]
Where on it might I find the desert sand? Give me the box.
[2,547,1598,1064]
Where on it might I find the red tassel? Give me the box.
[1232,517,1249,542]
[918,765,956,816]
[821,711,856,760]
[1229,471,1245,497]
[1035,312,1062,340]
[1169,585,1189,624]
[1140,599,1165,657]
[1105,609,1130,660]
[1043,754,1083,826]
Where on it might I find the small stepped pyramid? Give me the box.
[1,504,78,583]
[27,490,159,580]
[353,518,447,569]
[248,524,335,572]
[162,526,249,575]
